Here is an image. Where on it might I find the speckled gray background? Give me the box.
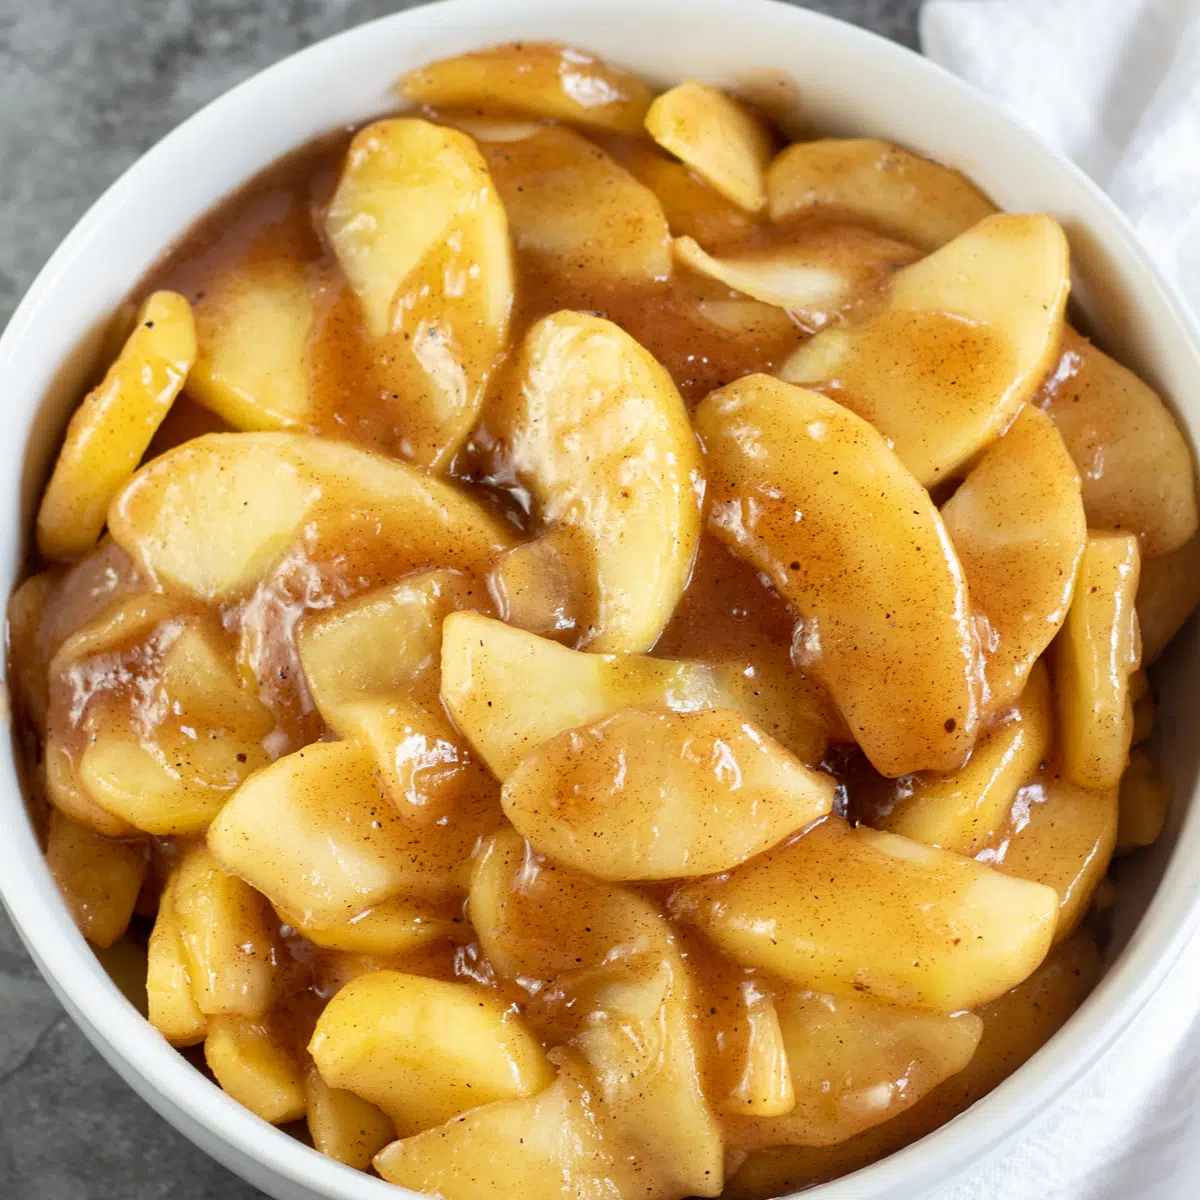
[0,1,920,1195]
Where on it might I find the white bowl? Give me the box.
[2,1,1198,1197]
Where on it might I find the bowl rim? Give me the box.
[2,1,1199,1198]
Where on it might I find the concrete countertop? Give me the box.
[0,1,920,1195]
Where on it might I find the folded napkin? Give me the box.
[920,3,1200,1197]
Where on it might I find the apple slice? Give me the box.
[146,880,208,1047]
[326,118,512,467]
[724,932,1100,1197]
[308,970,554,1136]
[723,990,982,1149]
[767,139,996,251]
[621,144,756,246]
[441,612,729,780]
[704,978,795,1118]
[206,1015,307,1126]
[1137,534,1200,663]
[7,571,55,732]
[994,774,1117,943]
[305,1068,395,1171]
[942,406,1086,712]
[674,225,918,330]
[374,1068,639,1200]
[282,895,458,958]
[645,80,773,211]
[695,374,978,777]
[1054,533,1141,791]
[1038,328,1198,557]
[485,312,702,652]
[672,815,1058,1012]
[401,43,652,134]
[108,432,515,601]
[68,618,273,836]
[468,827,675,984]
[208,740,499,925]
[1117,748,1169,853]
[44,809,145,948]
[564,955,724,1197]
[188,256,314,432]
[296,570,474,731]
[501,707,833,880]
[38,291,196,561]
[171,845,280,1018]
[873,662,1052,856]
[482,126,671,282]
[781,213,1070,486]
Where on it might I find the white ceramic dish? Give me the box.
[2,1,1198,1197]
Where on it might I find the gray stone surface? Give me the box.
[0,1,920,1195]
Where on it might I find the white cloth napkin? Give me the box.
[920,3,1200,1197]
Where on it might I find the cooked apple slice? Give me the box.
[441,612,728,779]
[502,707,833,880]
[282,894,458,957]
[74,621,273,836]
[43,810,145,948]
[305,1067,395,1170]
[79,723,267,837]
[48,591,184,671]
[1137,534,1200,663]
[206,1014,307,1126]
[337,694,497,825]
[702,975,795,1118]
[672,816,1058,1012]
[723,933,1100,1198]
[646,80,773,211]
[488,526,586,638]
[45,736,137,839]
[1038,328,1198,557]
[146,880,208,1047]
[400,43,653,134]
[374,1067,639,1199]
[713,653,834,767]
[437,113,548,143]
[567,955,724,1197]
[7,571,55,731]
[781,213,1070,486]
[208,740,499,924]
[188,256,314,432]
[326,118,512,468]
[482,126,671,282]
[674,225,918,329]
[766,139,996,250]
[1117,747,1169,853]
[108,432,514,601]
[995,775,1117,943]
[942,406,1086,712]
[1055,533,1141,791]
[296,570,475,731]
[171,845,280,1018]
[724,990,982,1150]
[622,145,756,246]
[308,970,554,1136]
[38,291,195,561]
[469,827,674,983]
[875,661,1052,856]
[486,312,701,652]
[37,536,145,658]
[109,433,319,599]
[696,375,978,776]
